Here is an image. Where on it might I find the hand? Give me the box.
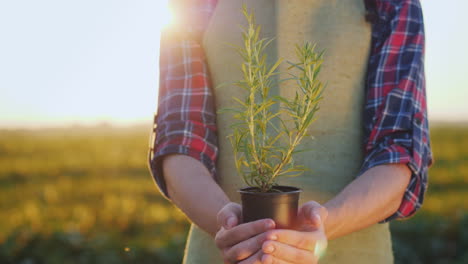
[261,201,328,264]
[215,202,276,264]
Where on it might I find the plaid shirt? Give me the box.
[149,0,432,222]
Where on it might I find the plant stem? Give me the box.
[227,5,324,192]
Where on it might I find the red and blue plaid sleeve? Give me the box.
[360,0,433,222]
[148,0,219,199]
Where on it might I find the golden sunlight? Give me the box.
[156,0,174,31]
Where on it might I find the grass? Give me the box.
[390,124,468,264]
[0,124,466,263]
[0,125,189,264]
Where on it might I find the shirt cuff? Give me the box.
[148,120,218,200]
[358,143,428,223]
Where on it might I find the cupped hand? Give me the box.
[261,201,328,264]
[215,202,276,264]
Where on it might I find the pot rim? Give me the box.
[238,185,302,196]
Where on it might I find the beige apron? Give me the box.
[183,0,393,263]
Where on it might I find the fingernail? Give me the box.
[226,217,236,229]
[269,234,278,240]
[314,213,321,222]
[264,245,275,253]
[265,220,275,229]
[310,212,321,223]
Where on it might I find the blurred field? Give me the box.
[0,124,466,263]
[391,125,468,264]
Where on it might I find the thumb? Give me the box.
[217,202,242,230]
[298,201,328,229]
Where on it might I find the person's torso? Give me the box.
[184,1,393,263]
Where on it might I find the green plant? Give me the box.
[224,5,325,192]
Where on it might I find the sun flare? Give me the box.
[156,0,174,31]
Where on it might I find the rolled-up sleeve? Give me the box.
[148,0,219,200]
[360,0,433,222]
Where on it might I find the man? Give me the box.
[149,0,432,263]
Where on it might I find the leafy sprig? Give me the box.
[225,5,325,192]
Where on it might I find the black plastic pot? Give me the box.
[238,186,301,229]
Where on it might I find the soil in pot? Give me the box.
[239,186,301,229]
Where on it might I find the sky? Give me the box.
[0,0,467,128]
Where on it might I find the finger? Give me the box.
[297,202,327,230]
[216,218,275,249]
[236,249,264,264]
[264,229,323,251]
[262,241,316,264]
[261,254,294,264]
[224,232,268,263]
[217,202,242,229]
